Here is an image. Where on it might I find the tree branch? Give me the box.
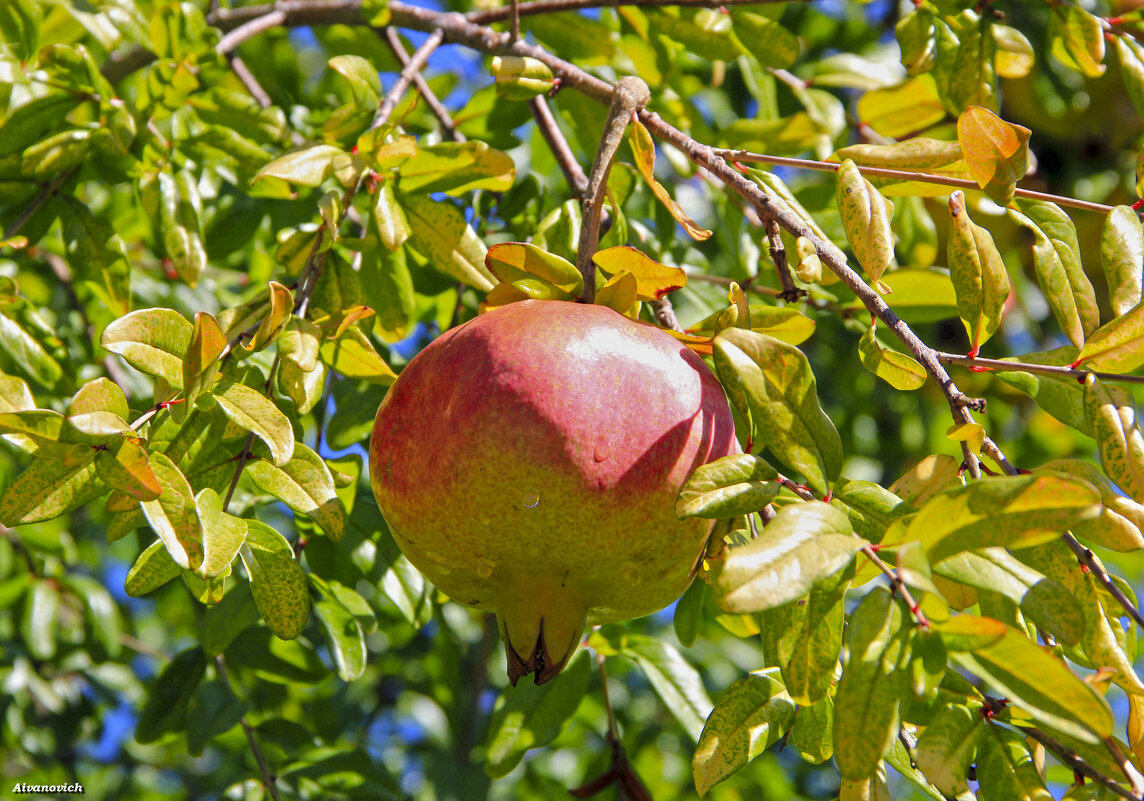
[1022,727,1142,801]
[939,351,1144,386]
[714,151,1134,218]
[384,27,465,141]
[530,94,589,198]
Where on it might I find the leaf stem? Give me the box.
[938,351,1144,385]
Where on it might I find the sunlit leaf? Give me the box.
[693,668,795,797]
[957,106,1030,205]
[102,307,193,385]
[485,650,591,778]
[629,120,712,241]
[947,191,1009,352]
[712,328,842,493]
[907,473,1101,563]
[711,502,862,613]
[836,159,894,293]
[240,520,309,640]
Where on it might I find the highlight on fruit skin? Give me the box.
[369,299,738,684]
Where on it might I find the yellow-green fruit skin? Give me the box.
[369,300,737,682]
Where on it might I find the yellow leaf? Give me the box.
[592,246,687,300]
[957,106,1031,206]
[629,120,712,241]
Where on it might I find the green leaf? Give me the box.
[834,138,963,173]
[975,725,1053,801]
[246,443,346,540]
[211,379,294,467]
[0,0,41,63]
[135,647,206,744]
[836,159,894,293]
[856,74,946,139]
[933,13,997,114]
[402,193,496,291]
[0,448,103,525]
[913,703,982,796]
[730,12,799,69]
[712,501,863,613]
[1101,205,1144,317]
[831,477,911,544]
[140,451,203,571]
[955,624,1113,743]
[372,179,411,251]
[896,7,935,74]
[312,578,367,681]
[362,240,415,343]
[183,311,226,407]
[319,326,398,386]
[491,55,556,100]
[159,168,207,286]
[186,679,248,757]
[790,695,834,765]
[484,241,583,296]
[253,144,360,188]
[1008,200,1098,349]
[245,281,293,353]
[712,328,842,493]
[1085,377,1144,498]
[240,520,309,640]
[958,106,1030,206]
[23,579,60,660]
[933,549,1085,646]
[907,473,1101,563]
[1041,459,1144,552]
[880,269,959,324]
[1054,5,1105,78]
[692,668,795,797]
[398,141,515,195]
[673,578,707,648]
[0,311,63,389]
[200,584,261,656]
[1077,304,1144,373]
[623,634,713,741]
[95,438,161,501]
[858,324,927,390]
[68,377,128,418]
[833,587,911,779]
[777,562,852,705]
[995,346,1090,435]
[194,487,247,578]
[677,453,779,519]
[102,307,193,385]
[687,304,816,345]
[947,191,1009,352]
[125,539,182,597]
[485,650,592,778]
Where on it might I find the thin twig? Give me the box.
[530,94,589,197]
[764,218,804,302]
[216,655,282,801]
[227,54,273,108]
[939,351,1144,386]
[714,151,1129,217]
[3,169,75,239]
[216,9,288,54]
[1063,533,1144,630]
[384,27,465,141]
[1022,727,1141,801]
[373,27,445,130]
[1105,735,1144,798]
